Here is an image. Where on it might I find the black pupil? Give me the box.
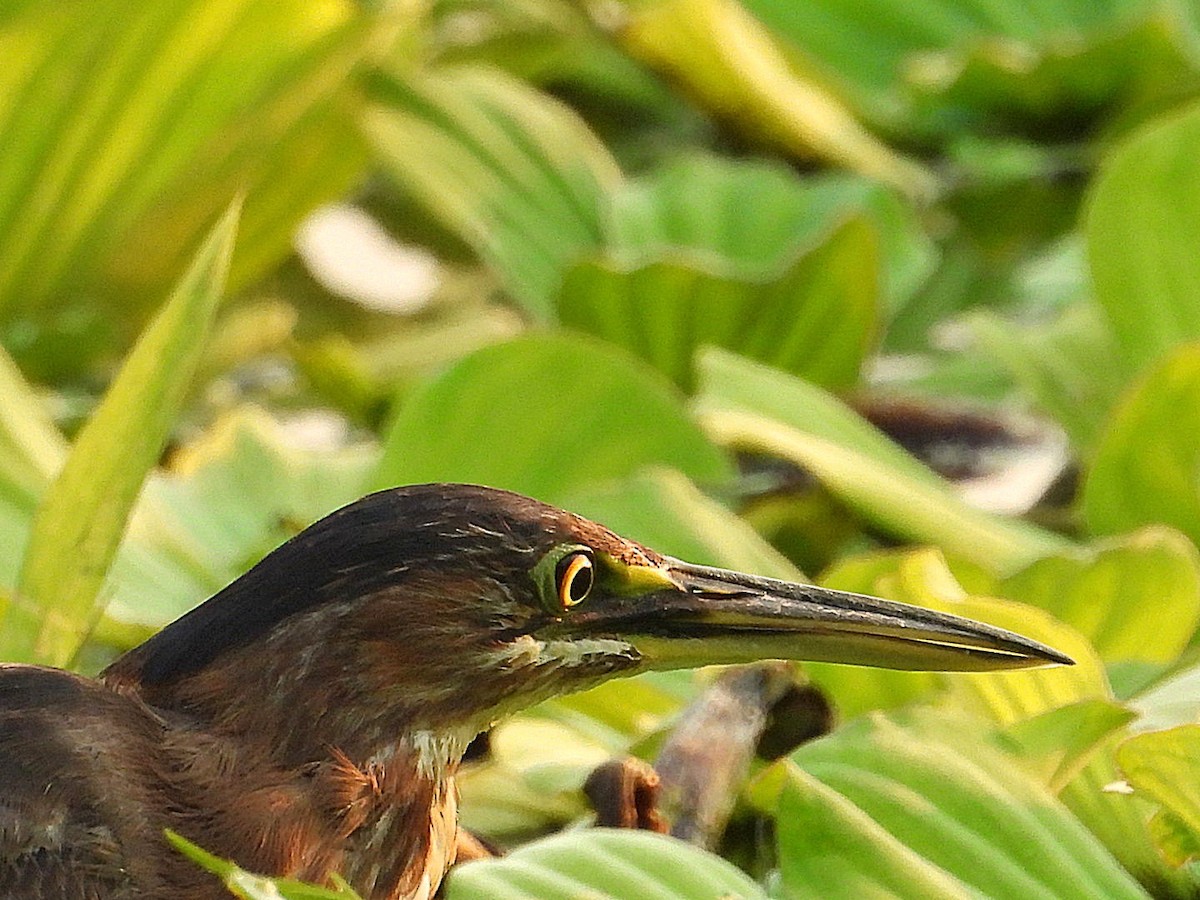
[560,554,593,603]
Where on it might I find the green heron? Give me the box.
[0,483,1070,899]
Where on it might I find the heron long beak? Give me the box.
[564,560,1073,673]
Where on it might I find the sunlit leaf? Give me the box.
[1083,344,1200,545]
[999,527,1200,668]
[373,334,732,503]
[1,202,239,666]
[756,709,1148,899]
[0,0,390,319]
[1060,747,1190,894]
[618,0,936,197]
[808,549,1106,724]
[99,408,378,634]
[1119,726,1200,867]
[887,552,1110,726]
[365,65,620,319]
[1088,101,1200,376]
[560,216,878,392]
[0,347,64,504]
[1002,699,1135,792]
[694,348,1067,572]
[444,828,768,900]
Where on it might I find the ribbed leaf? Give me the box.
[373,334,732,504]
[444,828,768,900]
[365,65,620,319]
[805,548,1105,726]
[560,216,877,392]
[694,348,1066,572]
[0,0,386,319]
[0,203,238,665]
[760,709,1149,899]
[1000,527,1200,667]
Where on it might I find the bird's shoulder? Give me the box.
[0,664,172,899]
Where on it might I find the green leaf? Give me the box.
[1000,527,1200,667]
[99,408,378,633]
[1088,101,1200,376]
[166,831,361,900]
[559,216,878,392]
[809,549,1108,724]
[0,202,239,665]
[1060,747,1189,894]
[1119,726,1200,867]
[1083,344,1200,544]
[600,154,935,308]
[963,301,1126,456]
[618,0,936,197]
[694,348,1067,572]
[0,0,386,318]
[372,333,732,504]
[743,0,1197,140]
[761,709,1149,900]
[906,13,1200,135]
[1002,699,1136,792]
[444,828,768,900]
[364,65,620,319]
[0,346,64,512]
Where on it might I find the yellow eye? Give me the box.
[555,551,594,609]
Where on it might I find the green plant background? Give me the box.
[4,0,1200,896]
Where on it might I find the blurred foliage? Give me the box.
[5,0,1200,894]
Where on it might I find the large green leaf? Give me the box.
[1000,528,1200,669]
[807,548,1106,724]
[694,348,1066,572]
[617,0,936,197]
[1118,726,1200,867]
[743,0,1196,140]
[364,65,620,319]
[1,202,239,666]
[559,216,877,391]
[372,334,732,504]
[758,709,1148,900]
[1088,101,1200,376]
[101,409,378,634]
[0,0,388,320]
[444,828,768,900]
[600,154,936,308]
[1083,344,1200,544]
